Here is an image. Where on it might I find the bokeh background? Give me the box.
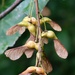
[0,0,75,75]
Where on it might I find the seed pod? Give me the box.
[23,16,37,25]
[25,41,35,49]
[41,30,57,39]
[40,17,62,31]
[27,25,36,36]
[18,21,30,27]
[46,31,57,39]
[23,16,31,22]
[19,66,46,75]
[40,17,51,24]
[25,41,39,50]
[31,17,37,25]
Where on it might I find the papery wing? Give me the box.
[5,46,25,60]
[26,33,35,43]
[42,37,48,44]
[19,27,26,34]
[48,21,62,31]
[24,48,34,58]
[54,39,68,59]
[41,52,52,73]
[6,25,22,35]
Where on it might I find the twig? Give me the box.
[34,0,42,52]
[0,0,23,20]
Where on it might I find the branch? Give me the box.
[0,0,23,20]
[34,0,42,52]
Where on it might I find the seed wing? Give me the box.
[54,39,68,59]
[24,48,34,58]
[48,21,62,31]
[5,46,25,60]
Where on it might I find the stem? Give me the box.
[2,0,5,7]
[34,0,42,52]
[0,0,23,19]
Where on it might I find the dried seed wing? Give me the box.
[41,57,53,73]
[42,37,48,44]
[6,25,22,35]
[24,48,34,58]
[48,21,62,31]
[5,46,25,60]
[19,27,26,34]
[26,33,35,43]
[54,39,68,59]
[41,52,53,73]
[42,7,50,16]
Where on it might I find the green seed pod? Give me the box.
[41,31,57,39]
[40,17,51,24]
[23,16,37,25]
[25,41,38,50]
[25,41,35,49]
[31,17,37,25]
[28,25,36,36]
[18,21,30,27]
[34,43,39,50]
[47,31,57,39]
[23,16,30,22]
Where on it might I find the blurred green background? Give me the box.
[0,0,75,75]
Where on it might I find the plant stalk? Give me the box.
[0,0,23,19]
[34,0,42,52]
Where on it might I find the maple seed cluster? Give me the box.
[5,16,68,75]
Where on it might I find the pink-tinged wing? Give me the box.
[48,21,62,31]
[41,53,53,73]
[6,25,26,35]
[23,34,35,58]
[24,48,34,58]
[54,39,68,59]
[26,33,35,43]
[5,46,25,60]
[19,27,26,34]
[42,37,48,44]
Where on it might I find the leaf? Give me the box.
[0,0,49,54]
[53,39,68,59]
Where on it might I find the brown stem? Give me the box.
[0,0,23,20]
[34,0,42,52]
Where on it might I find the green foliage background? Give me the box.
[0,0,75,75]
